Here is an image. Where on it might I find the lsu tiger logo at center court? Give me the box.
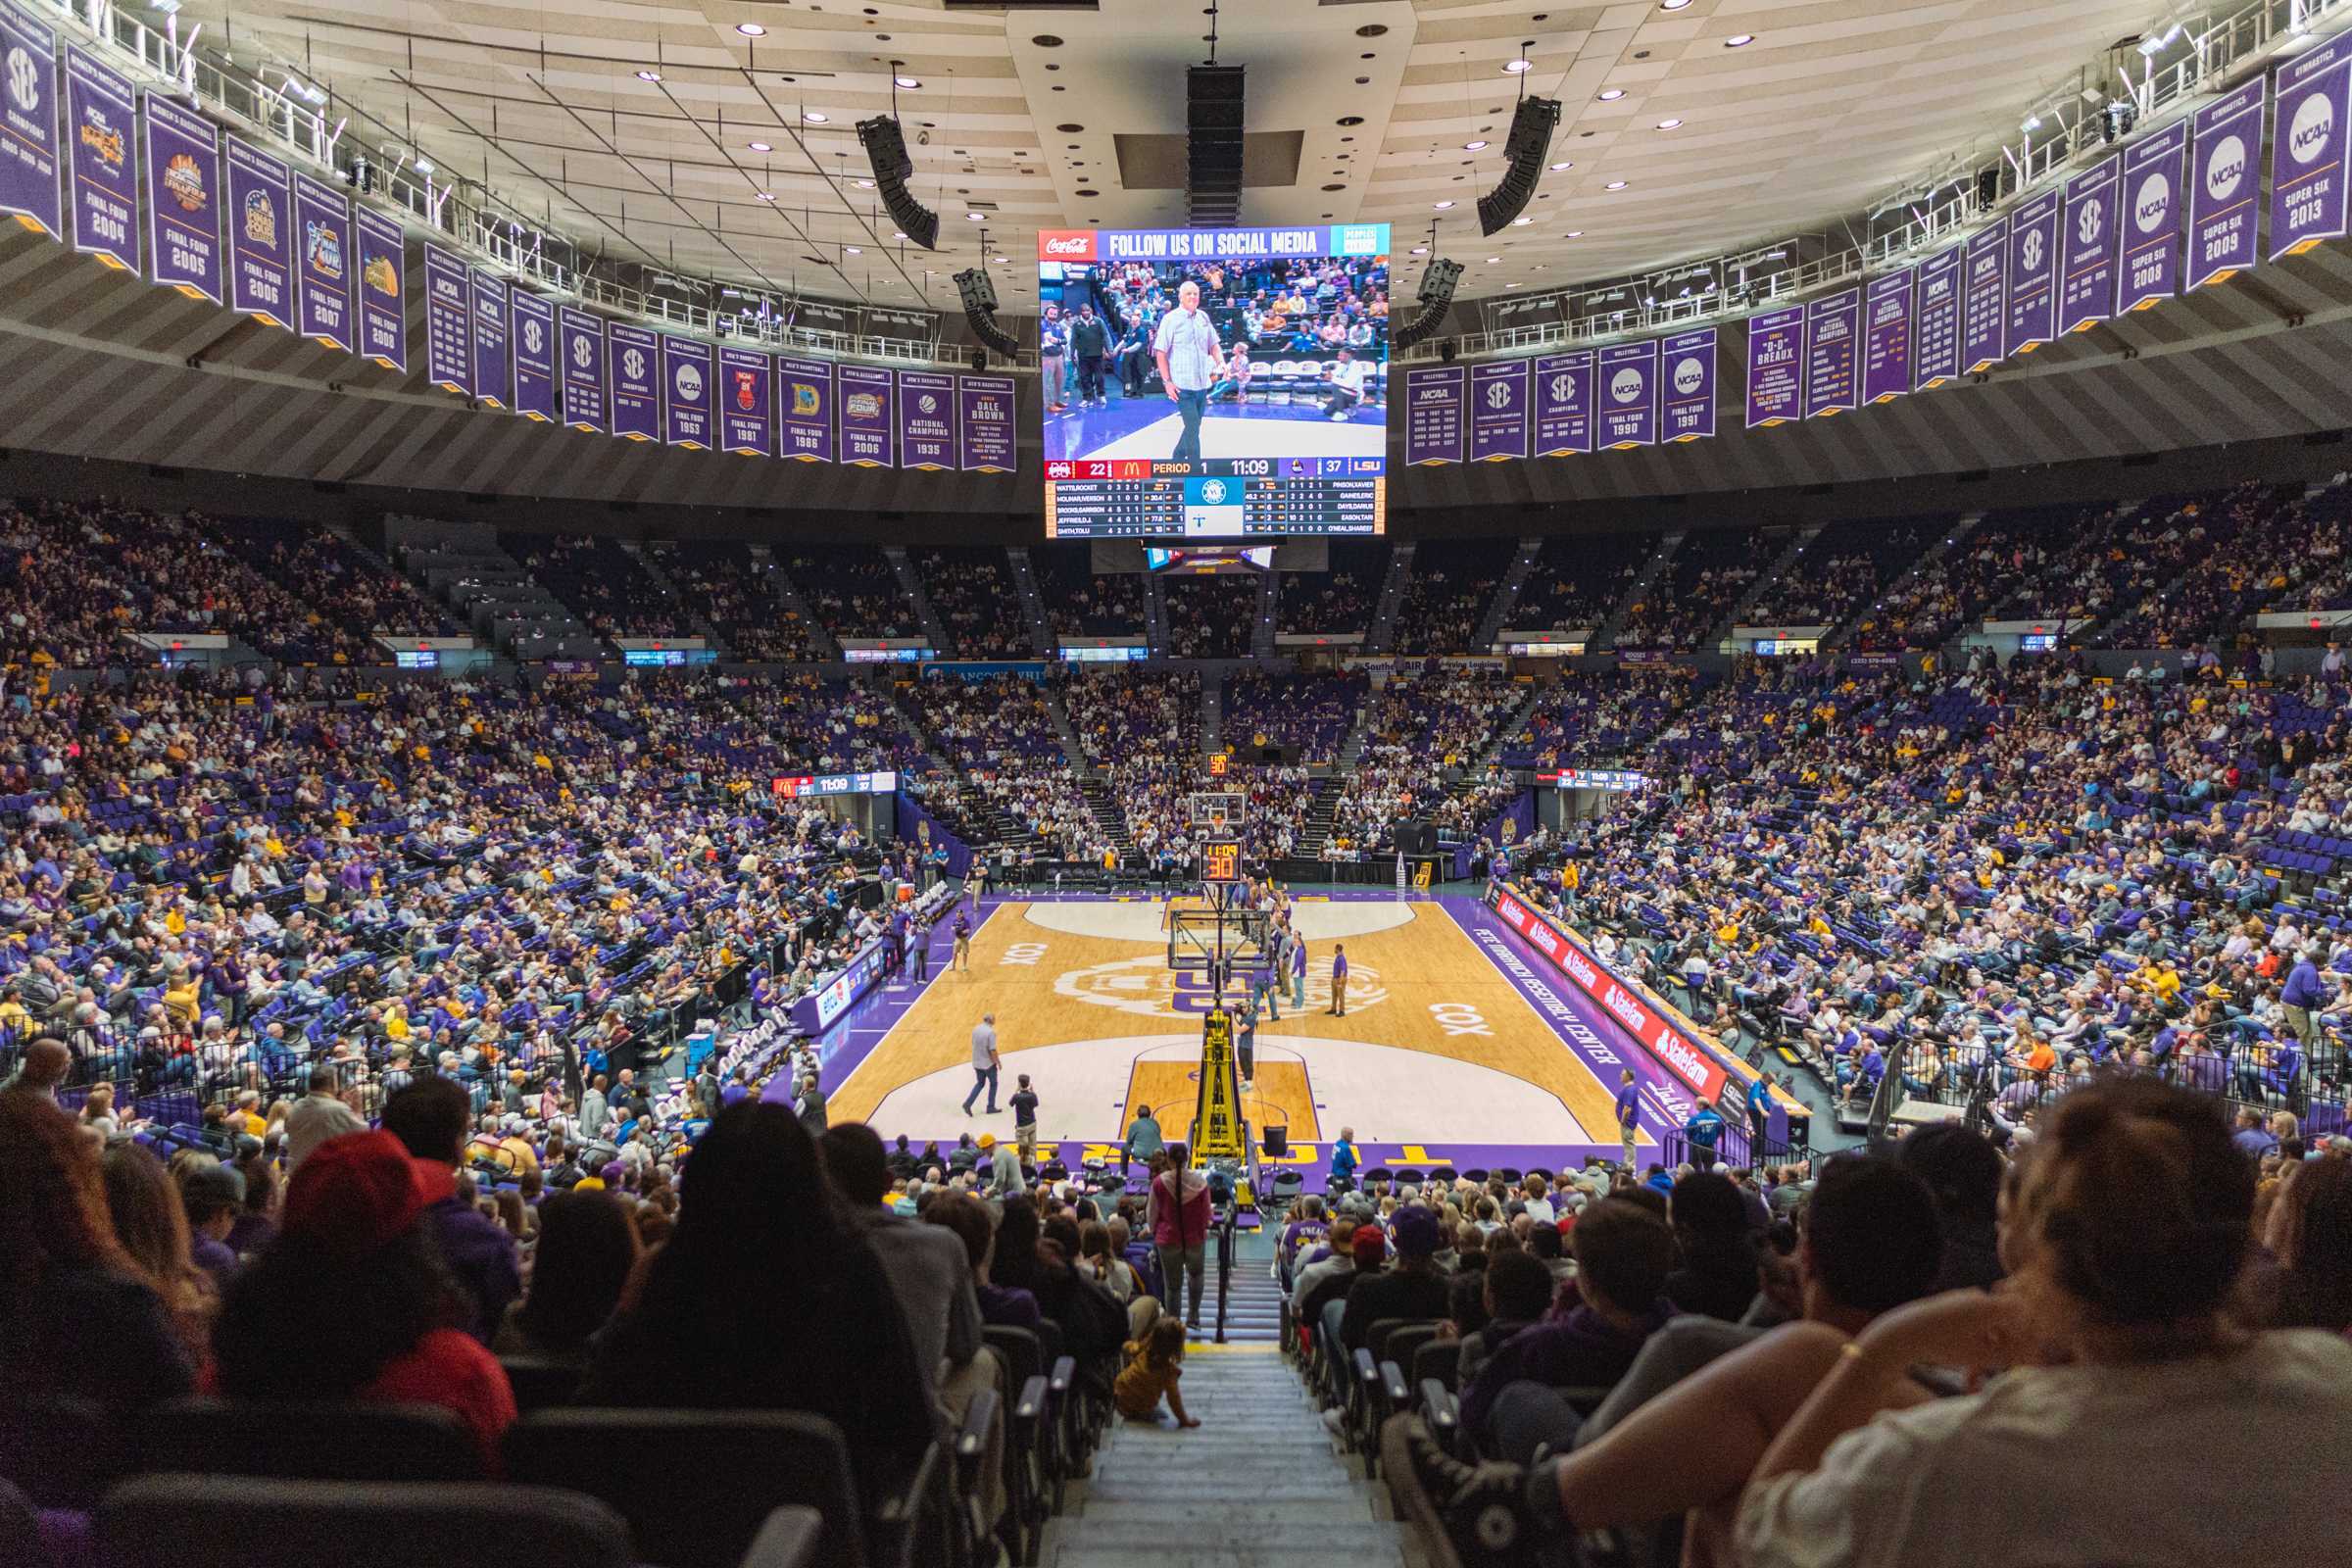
[1054,956,1385,1020]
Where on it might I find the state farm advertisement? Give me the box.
[1492,888,1732,1102]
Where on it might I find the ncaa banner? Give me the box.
[510,287,556,421]
[718,345,772,456]
[1961,218,2007,373]
[776,354,834,462]
[65,47,135,271]
[897,368,957,469]
[1402,366,1467,464]
[2188,78,2264,288]
[354,206,405,370]
[291,172,352,351]
[1659,327,1716,442]
[1802,286,1860,418]
[1913,246,1963,390]
[2120,119,2187,312]
[2002,188,2061,357]
[557,304,606,432]
[2272,36,2352,258]
[838,363,895,466]
[1743,305,1804,427]
[608,321,661,441]
[469,269,510,410]
[0,2,61,240]
[662,335,714,449]
[958,373,1016,472]
[143,92,220,302]
[1595,338,1658,449]
[1469,360,1531,461]
[1862,270,1914,405]
[1531,350,1592,457]
[2059,155,2121,334]
[420,244,470,397]
[223,139,291,328]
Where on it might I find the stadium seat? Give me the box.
[135,1398,483,1485]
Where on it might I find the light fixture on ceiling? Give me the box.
[966,211,985,220]
[637,70,662,82]
[895,75,921,89]
[748,140,771,152]
[1724,33,1754,46]
[846,246,862,255]
[1485,256,1500,263]
[2021,114,2041,131]
[992,255,1007,264]
[1656,119,1683,130]
[1565,229,1582,237]
[857,178,875,188]
[756,191,775,201]
[1511,215,1534,225]
[736,22,764,36]
[1604,179,1627,190]
[1433,199,1455,209]
[1502,56,1533,74]
[1548,160,1573,171]
[804,111,828,123]
[1410,245,1428,255]
[1464,139,1489,151]
[1597,87,1625,101]
[413,158,433,174]
[1662,0,1693,8]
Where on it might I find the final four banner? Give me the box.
[469,270,511,410]
[2271,34,2352,258]
[958,373,1016,472]
[0,2,61,240]
[608,321,660,441]
[421,244,471,397]
[837,362,895,467]
[511,287,556,421]
[1913,246,1962,390]
[223,140,291,328]
[1962,218,2006,373]
[1659,327,1716,442]
[2121,118,2187,313]
[354,206,405,370]
[2002,188,2060,358]
[776,355,834,462]
[1802,287,1859,418]
[897,368,957,469]
[1469,360,1531,461]
[1743,305,1803,427]
[1862,270,1913,405]
[1532,350,1592,457]
[291,172,352,351]
[719,346,772,457]
[662,335,714,449]
[2059,155,2121,334]
[2189,77,2264,289]
[1403,366,1467,464]
[143,92,220,303]
[558,304,605,432]
[1595,338,1657,449]
[65,47,135,272]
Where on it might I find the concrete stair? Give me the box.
[1009,547,1060,657]
[885,545,955,653]
[1593,530,1684,651]
[1470,537,1544,652]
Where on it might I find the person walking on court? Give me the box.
[1148,1141,1213,1331]
[1291,929,1307,1012]
[963,1014,1001,1116]
[1615,1069,1641,1169]
[953,909,972,973]
[1009,1073,1041,1164]
[1152,279,1224,465]
[906,917,929,983]
[1327,943,1350,1016]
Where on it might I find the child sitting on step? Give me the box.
[1113,1310,1200,1428]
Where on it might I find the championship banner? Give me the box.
[511,287,556,421]
[2059,154,2121,334]
[608,321,660,441]
[2188,77,2265,289]
[776,354,834,463]
[837,362,896,466]
[2120,118,2188,313]
[1961,217,2007,373]
[1801,286,1859,418]
[1469,359,1532,461]
[2002,188,2061,358]
[421,243,470,397]
[469,269,510,410]
[143,92,220,302]
[223,139,291,327]
[1595,338,1658,449]
[958,373,1016,472]
[662,334,714,449]
[0,2,61,240]
[1659,326,1716,442]
[1913,245,1963,390]
[2271,35,2352,259]
[1862,270,1913,405]
[1402,365,1467,464]
[719,345,772,456]
[557,304,606,432]
[1532,350,1592,456]
[291,172,352,351]
[896,368,957,469]
[354,206,405,370]
[65,46,135,271]
[1743,304,1804,427]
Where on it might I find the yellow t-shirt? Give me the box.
[1112,1343,1184,1419]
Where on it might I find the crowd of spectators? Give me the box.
[1850,504,2101,650]
[1063,669,1201,854]
[788,545,925,641]
[1030,546,1148,640]
[1160,578,1256,660]
[914,549,1035,659]
[906,673,1063,774]
[1509,534,1654,634]
[501,535,694,642]
[1278,540,1386,637]
[651,542,826,662]
[1741,520,1932,631]
[1223,669,1366,763]
[1615,527,1771,651]
[1394,541,1513,657]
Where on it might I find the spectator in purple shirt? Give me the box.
[1614,1070,1642,1168]
[380,1076,522,1346]
[927,1191,1042,1330]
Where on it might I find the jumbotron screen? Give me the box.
[1037,224,1390,539]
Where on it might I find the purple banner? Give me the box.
[1862,270,1913,404]
[1469,360,1531,462]
[719,345,772,456]
[354,206,405,370]
[2272,37,2352,259]
[958,373,1016,472]
[1962,217,2007,373]
[421,243,470,397]
[143,92,220,302]
[291,172,351,350]
[2059,154,2120,335]
[1802,287,1860,418]
[1532,350,1592,457]
[897,368,957,469]
[1659,327,1715,443]
[470,270,510,410]
[608,321,660,441]
[0,3,60,240]
[2120,119,2187,314]
[838,363,896,466]
[223,139,291,327]
[1913,246,1962,391]
[776,355,834,463]
[2002,189,2060,358]
[65,47,135,272]
[1403,366,1467,465]
[2189,77,2265,289]
[511,288,556,421]
[1595,339,1657,450]
[1743,305,1804,427]
[558,304,606,432]
[662,334,714,449]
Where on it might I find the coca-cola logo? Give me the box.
[1038,231,1096,260]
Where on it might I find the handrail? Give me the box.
[1211,1204,1238,1346]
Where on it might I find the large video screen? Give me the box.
[1038,224,1389,539]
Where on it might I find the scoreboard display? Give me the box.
[1201,841,1243,884]
[1044,461,1384,538]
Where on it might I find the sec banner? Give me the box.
[2059,155,2120,335]
[1962,218,2007,374]
[608,321,660,441]
[1531,350,1592,457]
[2120,119,2187,313]
[1743,305,1804,427]
[1802,287,1859,418]
[291,172,352,351]
[897,368,957,469]
[1913,246,1963,391]
[470,270,511,410]
[65,47,136,272]
[143,92,220,303]
[1659,327,1715,442]
[1595,339,1657,449]
[1469,360,1531,461]
[0,1,60,241]
[354,206,405,370]
[959,373,1016,472]
[2272,36,2352,259]
[421,244,471,397]
[838,363,895,467]
[2002,188,2060,358]
[662,334,714,449]
[776,355,835,463]
[2188,77,2264,289]
[1862,271,1913,405]
[511,287,556,421]
[719,346,772,457]
[558,304,606,432]
[1403,366,1466,464]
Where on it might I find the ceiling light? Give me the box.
[413,157,433,174]
[892,230,908,239]
[1502,58,1533,74]
[1656,118,1682,129]
[846,246,862,255]
[748,140,771,152]
[1548,160,1574,171]
[1724,34,1754,47]
[1411,245,1429,255]
[895,76,922,89]
[857,178,875,188]
[1505,281,1520,287]
[1433,199,1455,209]
[1565,230,1582,237]
[1485,256,1500,264]
[1597,88,1625,101]
[992,255,1007,264]
[1511,216,1534,225]
[1464,139,1489,151]
[637,70,662,82]
[1662,0,1693,8]
[966,211,985,220]
[1604,179,1627,190]
[756,192,775,201]
[803,111,828,123]
[736,22,765,36]
[2021,114,2041,131]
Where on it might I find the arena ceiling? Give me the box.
[171,0,2171,311]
